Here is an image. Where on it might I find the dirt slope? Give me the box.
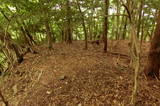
[0,40,160,106]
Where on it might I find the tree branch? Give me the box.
[119,0,132,22]
[0,9,10,22]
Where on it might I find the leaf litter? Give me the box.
[0,40,160,106]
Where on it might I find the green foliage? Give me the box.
[146,0,160,9]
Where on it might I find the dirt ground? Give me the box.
[0,40,160,106]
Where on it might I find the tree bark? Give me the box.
[45,21,53,49]
[22,22,36,45]
[66,0,72,44]
[136,0,143,39]
[103,0,109,52]
[20,24,37,53]
[116,0,120,40]
[76,0,88,49]
[144,11,160,80]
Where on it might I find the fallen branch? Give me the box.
[108,51,147,59]
[108,51,130,59]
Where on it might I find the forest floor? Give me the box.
[0,40,160,106]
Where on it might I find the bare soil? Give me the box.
[0,40,160,106]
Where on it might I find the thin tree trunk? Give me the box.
[130,24,140,105]
[122,17,128,39]
[20,24,37,53]
[22,22,36,45]
[136,0,144,39]
[76,0,88,49]
[119,9,126,39]
[140,10,145,52]
[120,0,140,105]
[116,1,120,40]
[66,0,72,44]
[45,21,53,49]
[103,0,109,52]
[111,15,116,39]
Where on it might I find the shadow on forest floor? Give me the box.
[0,40,160,106]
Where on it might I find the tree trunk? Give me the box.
[45,21,53,49]
[22,23,36,45]
[66,0,72,44]
[136,0,143,39]
[122,17,128,39]
[76,0,88,49]
[140,10,145,53]
[144,11,160,80]
[103,0,109,52]
[116,0,120,40]
[20,24,37,54]
[120,0,141,105]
